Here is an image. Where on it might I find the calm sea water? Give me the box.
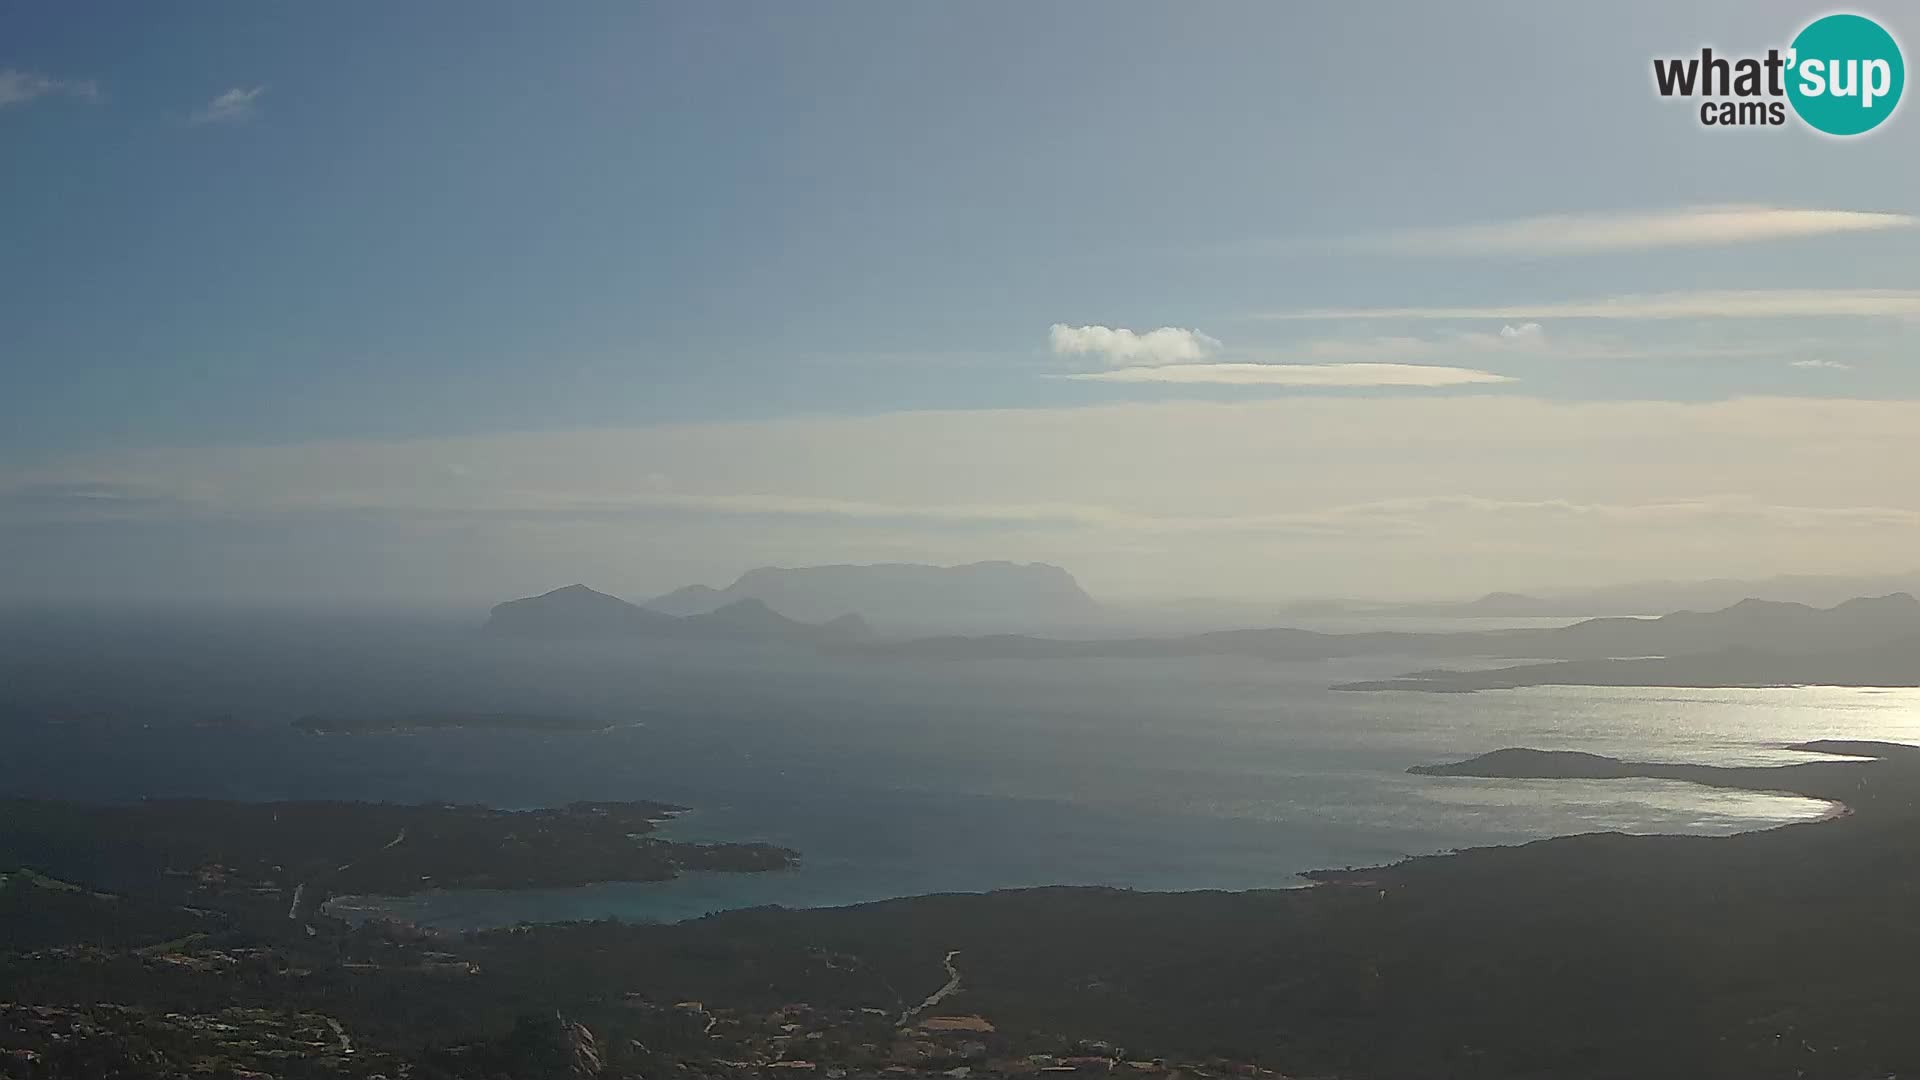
[5,627,1915,928]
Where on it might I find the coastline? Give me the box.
[323,743,1873,931]
[14,735,1920,1077]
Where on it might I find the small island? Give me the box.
[1400,739,1911,802]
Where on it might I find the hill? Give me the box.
[886,593,1920,671]
[484,585,871,643]
[644,561,1101,632]
[1334,594,1920,692]
[1367,570,1920,618]
[485,584,682,637]
[1527,592,1920,659]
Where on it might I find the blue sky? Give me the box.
[3,2,1919,606]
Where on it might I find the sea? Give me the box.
[4,612,1916,929]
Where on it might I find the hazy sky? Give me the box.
[4,2,1918,607]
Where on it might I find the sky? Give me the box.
[3,1,1918,608]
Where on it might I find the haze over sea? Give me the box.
[4,617,1914,928]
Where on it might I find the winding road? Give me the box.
[898,949,962,1026]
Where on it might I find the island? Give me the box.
[1402,741,1893,798]
[1332,637,1920,692]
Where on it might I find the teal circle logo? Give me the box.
[1787,13,1904,135]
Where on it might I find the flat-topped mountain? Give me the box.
[644,560,1101,631]
[484,585,871,642]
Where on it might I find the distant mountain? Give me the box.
[486,584,681,637]
[644,583,727,617]
[1368,571,1920,619]
[881,593,1920,669]
[484,585,871,643]
[1376,591,1572,617]
[1335,593,1920,692]
[1335,636,1920,693]
[1528,593,1920,659]
[643,561,1101,631]
[682,597,873,641]
[881,625,1472,661]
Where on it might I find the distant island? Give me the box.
[1331,594,1920,692]
[479,584,1920,698]
[1264,568,1920,620]
[1369,568,1920,619]
[643,560,1103,633]
[1333,639,1920,692]
[1402,742,1897,798]
[484,583,873,643]
[293,712,614,734]
[885,589,1912,653]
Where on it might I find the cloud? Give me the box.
[1049,324,1220,366]
[1255,325,1795,365]
[189,85,265,126]
[1790,359,1852,370]
[1258,289,1920,321]
[13,462,1911,539]
[1047,324,1515,387]
[11,396,1920,602]
[1062,362,1514,387]
[0,68,101,108]
[1345,205,1917,257]
[0,481,200,523]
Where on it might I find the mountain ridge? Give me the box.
[484,585,871,642]
[880,592,1920,666]
[643,560,1100,631]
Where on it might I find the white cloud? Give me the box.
[1062,362,1513,387]
[1258,289,1920,321]
[1253,326,1795,365]
[1790,359,1852,370]
[189,85,265,126]
[1047,324,1516,387]
[1346,205,1917,257]
[0,68,101,108]
[1049,324,1220,366]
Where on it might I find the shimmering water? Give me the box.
[5,631,1913,928]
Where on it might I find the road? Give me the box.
[898,949,962,1026]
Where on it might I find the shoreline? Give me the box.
[323,747,1865,931]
